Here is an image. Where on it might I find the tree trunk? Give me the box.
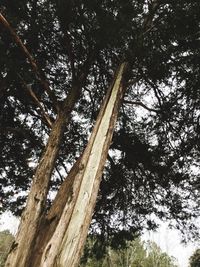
[5,62,128,267]
[38,62,127,267]
[5,85,82,267]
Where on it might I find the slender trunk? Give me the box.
[36,62,128,267]
[5,85,82,267]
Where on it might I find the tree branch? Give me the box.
[107,153,116,168]
[18,74,53,128]
[55,166,64,182]
[64,31,76,82]
[123,99,159,113]
[77,48,99,86]
[141,72,163,108]
[0,12,59,112]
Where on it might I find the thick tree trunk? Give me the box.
[36,62,127,267]
[5,85,82,267]
[5,62,127,267]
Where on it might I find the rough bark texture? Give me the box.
[5,62,127,267]
[30,158,82,267]
[37,62,128,267]
[5,85,82,267]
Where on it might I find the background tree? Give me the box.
[80,237,178,267]
[0,230,14,267]
[145,241,177,267]
[189,249,200,267]
[0,0,200,266]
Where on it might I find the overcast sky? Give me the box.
[142,222,199,267]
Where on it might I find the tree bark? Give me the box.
[37,62,128,267]
[5,62,128,267]
[5,85,82,267]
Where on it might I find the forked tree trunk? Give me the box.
[5,62,128,267]
[5,84,82,267]
[38,62,127,267]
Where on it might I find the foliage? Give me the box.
[0,0,200,244]
[0,230,14,267]
[80,237,178,267]
[189,248,200,267]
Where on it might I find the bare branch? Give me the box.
[55,167,64,182]
[123,99,159,113]
[107,153,116,168]
[0,12,59,112]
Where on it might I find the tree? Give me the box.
[189,249,200,267]
[0,230,14,267]
[80,237,178,267]
[145,241,177,267]
[0,0,200,266]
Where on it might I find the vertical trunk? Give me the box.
[37,62,128,267]
[5,85,82,267]
[30,157,82,267]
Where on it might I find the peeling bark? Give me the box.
[38,62,128,267]
[30,158,82,267]
[5,62,128,267]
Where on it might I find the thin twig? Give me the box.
[55,166,64,182]
[107,153,116,168]
[142,73,163,108]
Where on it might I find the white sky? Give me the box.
[142,222,199,267]
[0,211,199,267]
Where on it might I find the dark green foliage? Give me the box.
[0,0,200,244]
[189,249,200,267]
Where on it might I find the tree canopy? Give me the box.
[0,0,200,245]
